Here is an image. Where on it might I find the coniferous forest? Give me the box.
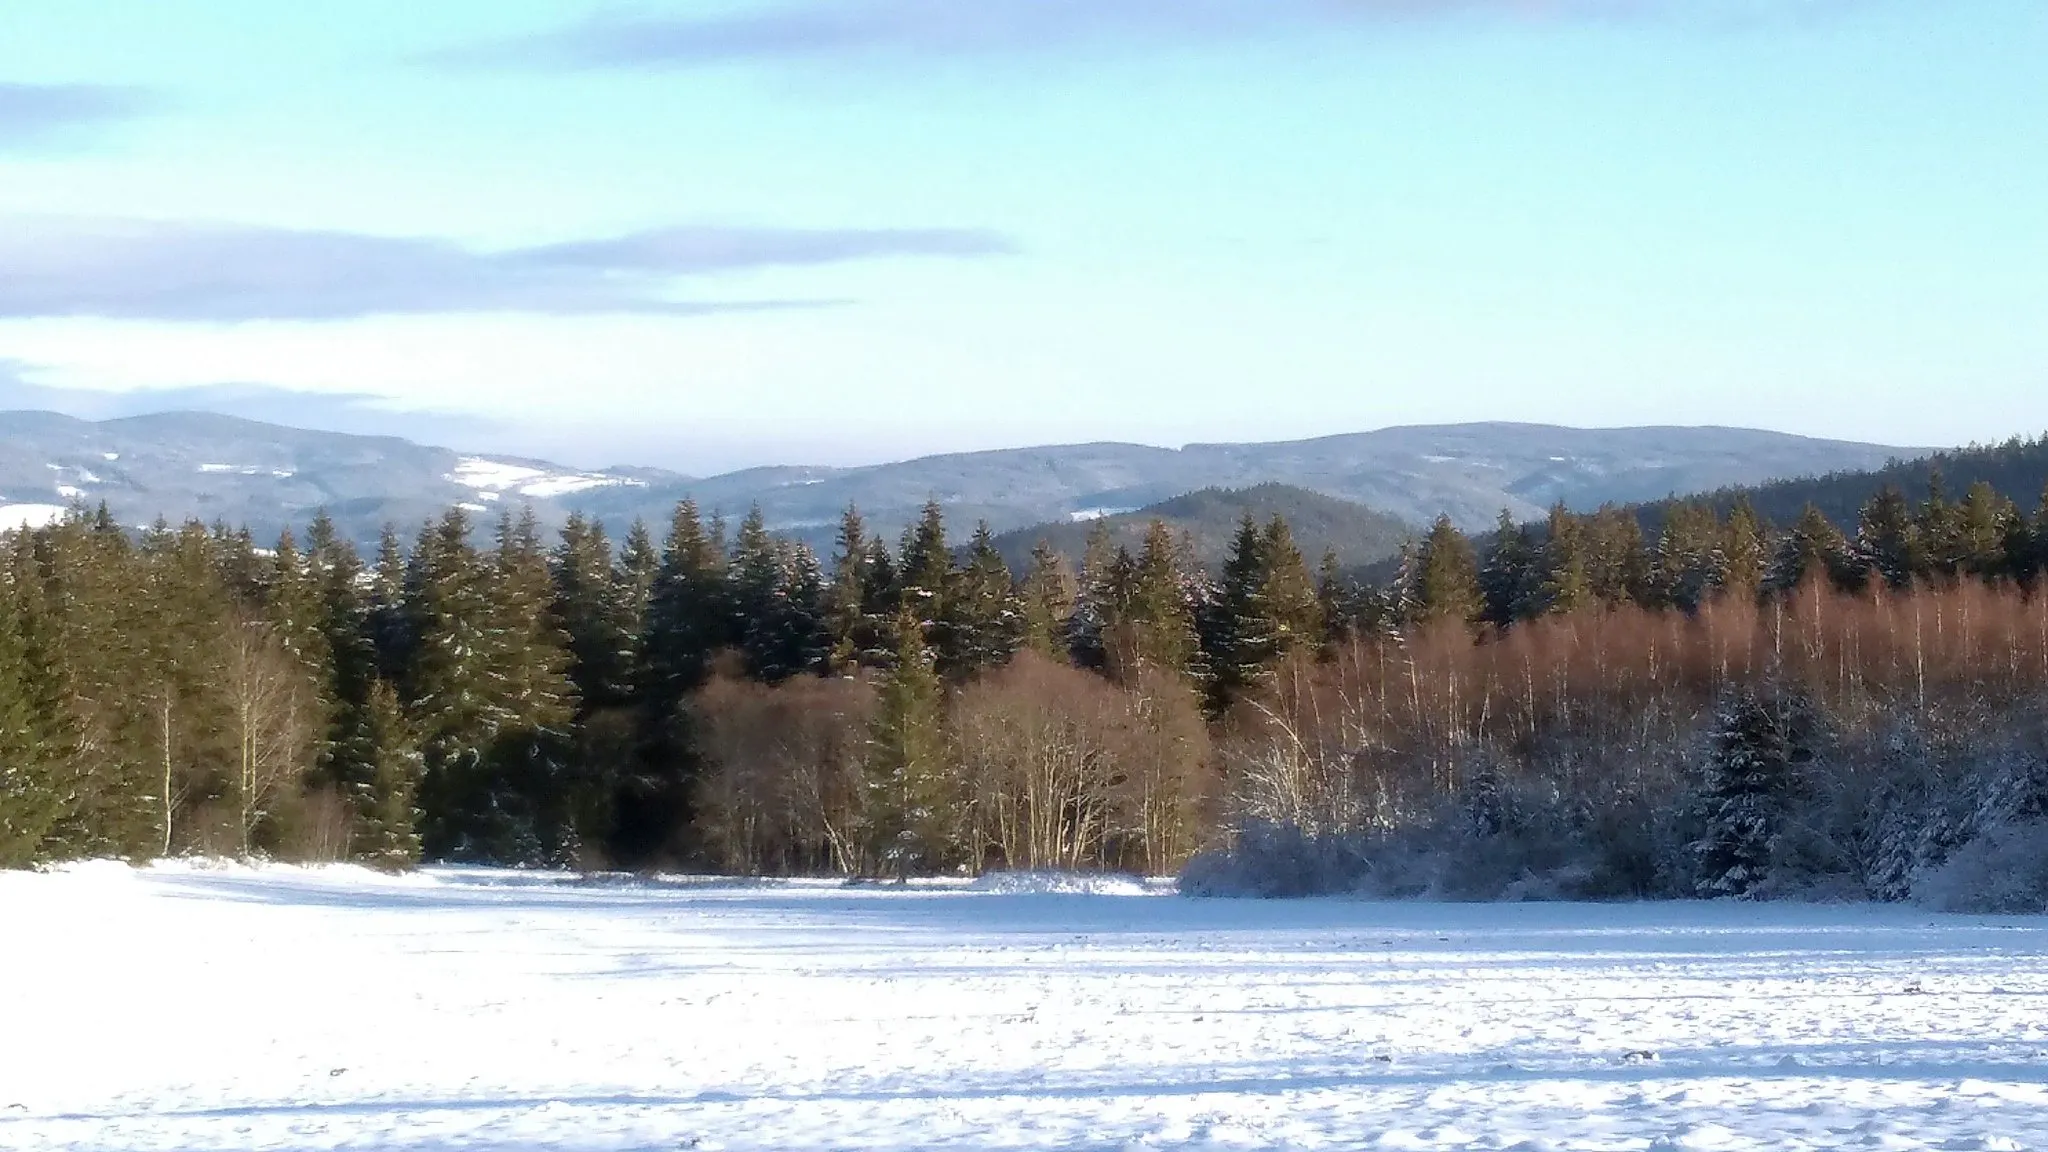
[5,466,2048,908]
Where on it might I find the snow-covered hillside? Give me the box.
[4,864,2047,1151]
[0,502,66,532]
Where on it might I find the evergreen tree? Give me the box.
[1691,687,1812,897]
[1203,515,1282,708]
[1955,481,2011,581]
[1478,510,1541,629]
[1721,498,1768,605]
[1537,504,1594,617]
[405,508,579,863]
[1764,505,1855,597]
[1315,549,1359,655]
[354,679,422,870]
[1066,524,1118,672]
[1114,520,1205,683]
[642,499,731,704]
[1854,486,1920,592]
[0,572,67,866]
[553,514,638,709]
[938,523,1021,678]
[1652,502,1728,614]
[1260,515,1323,653]
[1405,514,1482,628]
[863,608,951,877]
[824,505,875,672]
[1016,542,1077,662]
[897,500,951,637]
[1584,506,1654,609]
[1917,471,1964,579]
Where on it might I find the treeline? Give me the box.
[4,473,2048,906]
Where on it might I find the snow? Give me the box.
[101,452,119,461]
[198,462,236,473]
[54,485,82,499]
[5,866,2048,1152]
[0,503,67,532]
[446,456,644,500]
[1069,506,1136,522]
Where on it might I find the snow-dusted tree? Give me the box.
[863,609,952,876]
[1690,687,1812,897]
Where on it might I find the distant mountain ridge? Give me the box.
[987,484,1417,573]
[0,409,1925,549]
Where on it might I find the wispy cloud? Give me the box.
[437,0,1870,70]
[0,218,1014,321]
[0,82,152,149]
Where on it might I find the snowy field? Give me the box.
[5,866,2048,1151]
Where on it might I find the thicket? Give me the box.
[2,470,2046,909]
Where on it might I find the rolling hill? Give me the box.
[0,410,1924,550]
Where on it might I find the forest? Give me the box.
[4,461,2048,908]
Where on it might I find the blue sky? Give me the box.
[1,1,2043,474]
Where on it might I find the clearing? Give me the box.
[3,864,2047,1150]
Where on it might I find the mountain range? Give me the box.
[0,409,1921,551]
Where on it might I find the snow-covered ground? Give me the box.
[4,865,2048,1151]
[0,502,68,532]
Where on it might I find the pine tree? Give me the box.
[1202,515,1279,709]
[0,572,65,866]
[897,500,951,641]
[824,505,875,672]
[1260,516,1322,654]
[642,499,732,704]
[1955,481,2011,581]
[1764,505,1855,597]
[863,609,951,877]
[1066,523,1118,672]
[1315,549,1358,655]
[1537,504,1594,617]
[1016,542,1077,662]
[1478,510,1541,629]
[354,679,422,870]
[553,514,636,709]
[1406,514,1482,628]
[305,514,380,844]
[938,523,1021,679]
[1854,486,1919,592]
[728,506,788,680]
[1691,687,1811,897]
[1584,507,1654,608]
[1721,498,1767,605]
[1652,502,1728,614]
[1917,471,1964,579]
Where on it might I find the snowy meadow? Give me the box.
[5,864,2048,1152]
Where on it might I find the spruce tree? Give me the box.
[1764,505,1855,597]
[354,679,422,870]
[1652,503,1728,614]
[1721,498,1768,605]
[824,505,874,672]
[1065,524,1118,672]
[0,575,64,867]
[1406,515,1482,628]
[1478,510,1541,629]
[938,523,1021,678]
[1691,687,1812,897]
[1315,549,1358,655]
[1016,542,1077,662]
[863,608,951,877]
[1537,504,1594,617]
[897,500,951,641]
[1854,486,1920,592]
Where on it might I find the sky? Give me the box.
[0,0,2044,475]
